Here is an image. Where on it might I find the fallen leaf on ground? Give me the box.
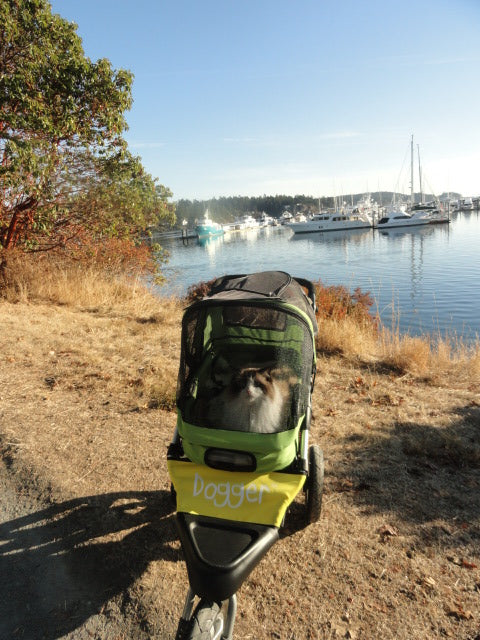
[461,559,478,569]
[335,478,354,492]
[378,524,399,539]
[445,604,474,620]
[422,576,436,589]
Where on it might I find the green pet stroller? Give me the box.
[168,271,324,640]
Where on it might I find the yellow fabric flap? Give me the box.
[168,459,305,527]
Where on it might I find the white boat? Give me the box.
[447,198,459,212]
[259,212,275,227]
[374,209,431,229]
[459,197,474,211]
[347,193,378,223]
[288,211,372,234]
[279,211,293,225]
[409,203,450,224]
[293,213,308,223]
[231,213,259,230]
[290,227,371,244]
[380,135,448,227]
[241,214,259,229]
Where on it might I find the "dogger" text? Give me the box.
[193,473,270,509]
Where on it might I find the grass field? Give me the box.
[1,261,479,639]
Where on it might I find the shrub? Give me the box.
[63,232,161,278]
[313,280,377,329]
[184,277,218,304]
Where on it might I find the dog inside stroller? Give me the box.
[168,271,324,640]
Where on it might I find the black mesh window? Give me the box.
[223,306,287,331]
[177,303,314,435]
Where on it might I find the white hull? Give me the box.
[375,218,430,229]
[288,213,372,234]
[232,214,259,230]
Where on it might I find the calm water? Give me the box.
[158,211,480,340]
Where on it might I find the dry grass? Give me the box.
[1,261,480,640]
[315,315,379,359]
[1,255,184,416]
[1,250,166,317]
[317,316,480,387]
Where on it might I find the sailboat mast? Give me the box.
[417,144,423,204]
[410,134,414,206]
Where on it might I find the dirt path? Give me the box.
[0,455,156,640]
[1,300,480,640]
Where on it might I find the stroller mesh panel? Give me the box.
[223,305,287,331]
[177,303,313,435]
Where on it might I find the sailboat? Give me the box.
[408,140,450,224]
[375,135,448,229]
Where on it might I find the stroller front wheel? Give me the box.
[305,444,324,524]
[178,600,224,640]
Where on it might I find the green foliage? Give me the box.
[0,0,175,256]
[57,150,175,242]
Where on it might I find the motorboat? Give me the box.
[374,209,431,229]
[409,203,450,224]
[458,197,474,211]
[279,211,293,225]
[230,213,260,230]
[238,214,259,229]
[290,227,371,244]
[195,211,224,238]
[293,213,308,223]
[288,211,372,234]
[346,193,378,223]
[259,212,276,227]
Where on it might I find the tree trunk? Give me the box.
[2,198,37,249]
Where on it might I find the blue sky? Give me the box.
[50,0,480,201]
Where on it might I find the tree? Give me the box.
[34,147,175,251]
[0,0,174,256]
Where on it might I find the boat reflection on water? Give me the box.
[225,227,262,243]
[196,234,225,264]
[377,225,436,239]
[197,225,283,249]
[197,235,223,248]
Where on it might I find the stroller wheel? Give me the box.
[305,444,324,524]
[180,600,224,640]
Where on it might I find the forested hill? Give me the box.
[175,195,322,224]
[172,191,457,227]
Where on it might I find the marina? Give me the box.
[157,209,480,342]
